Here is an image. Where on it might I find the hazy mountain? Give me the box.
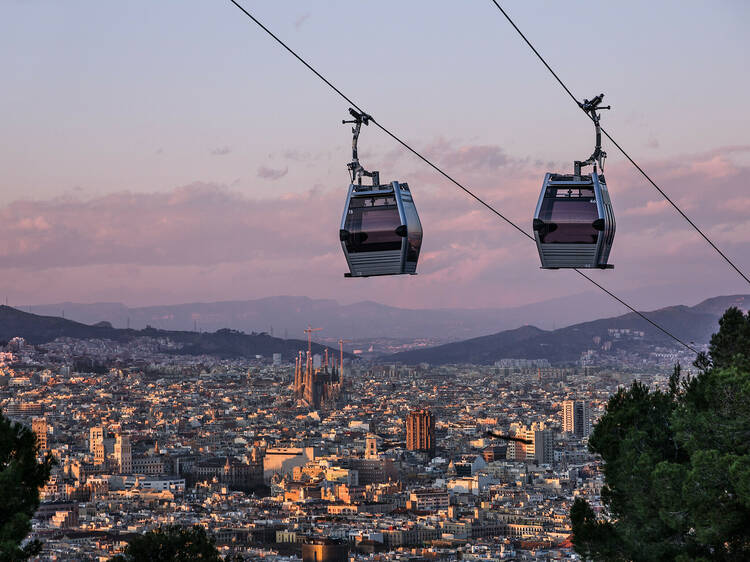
[386,295,749,365]
[22,287,723,343]
[0,306,336,360]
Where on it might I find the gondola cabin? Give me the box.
[532,171,615,269]
[339,181,422,277]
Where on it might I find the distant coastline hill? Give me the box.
[0,305,337,360]
[387,295,749,365]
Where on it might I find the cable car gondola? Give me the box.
[339,109,422,277]
[533,94,615,269]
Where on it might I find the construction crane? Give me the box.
[338,338,352,371]
[303,325,322,355]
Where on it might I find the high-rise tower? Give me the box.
[562,400,591,438]
[406,408,435,455]
[114,434,132,474]
[32,417,48,451]
[90,426,106,465]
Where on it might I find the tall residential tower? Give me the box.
[562,400,591,438]
[406,408,435,455]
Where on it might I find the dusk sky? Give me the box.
[2,1,749,314]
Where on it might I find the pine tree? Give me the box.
[572,307,750,561]
[0,410,54,560]
[110,525,223,562]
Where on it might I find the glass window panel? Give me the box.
[402,201,422,263]
[344,196,402,253]
[538,198,599,244]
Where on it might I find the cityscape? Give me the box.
[0,296,721,560]
[3,1,750,561]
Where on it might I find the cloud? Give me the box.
[0,183,332,269]
[210,146,232,156]
[257,166,289,180]
[0,144,748,309]
[622,200,669,216]
[717,197,750,213]
[294,13,310,30]
[421,138,514,171]
[282,149,311,162]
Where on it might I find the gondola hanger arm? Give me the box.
[575,93,610,177]
[343,108,379,186]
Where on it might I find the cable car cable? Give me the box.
[226,0,528,240]
[574,270,696,352]
[225,0,698,354]
[488,0,750,287]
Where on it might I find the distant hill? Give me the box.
[0,306,336,361]
[18,292,668,342]
[386,296,749,365]
[22,297,527,342]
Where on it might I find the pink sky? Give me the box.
[2,141,749,310]
[3,2,749,312]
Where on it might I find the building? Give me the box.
[137,476,186,492]
[132,455,166,475]
[534,429,555,464]
[263,447,318,482]
[482,445,507,462]
[562,400,591,437]
[90,426,107,466]
[406,488,450,511]
[302,537,348,562]
[505,422,554,463]
[342,457,399,485]
[294,351,342,410]
[4,401,43,418]
[365,434,378,460]
[453,454,487,476]
[406,408,435,455]
[114,434,132,474]
[89,426,104,455]
[89,426,104,452]
[191,457,263,491]
[32,417,48,451]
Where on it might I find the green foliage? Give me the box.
[572,308,750,561]
[0,410,54,561]
[707,306,750,371]
[110,525,223,562]
[570,497,624,560]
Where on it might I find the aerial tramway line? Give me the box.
[224,0,750,353]
[533,94,615,269]
[339,109,423,277]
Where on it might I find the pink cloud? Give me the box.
[717,197,750,212]
[257,166,289,180]
[622,200,669,216]
[0,143,748,309]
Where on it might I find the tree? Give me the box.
[111,525,223,562]
[707,307,750,371]
[571,307,750,561]
[0,410,54,561]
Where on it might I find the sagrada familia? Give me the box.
[293,350,343,410]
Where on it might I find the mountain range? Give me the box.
[2,295,747,366]
[386,295,749,365]
[20,285,733,343]
[0,306,336,360]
